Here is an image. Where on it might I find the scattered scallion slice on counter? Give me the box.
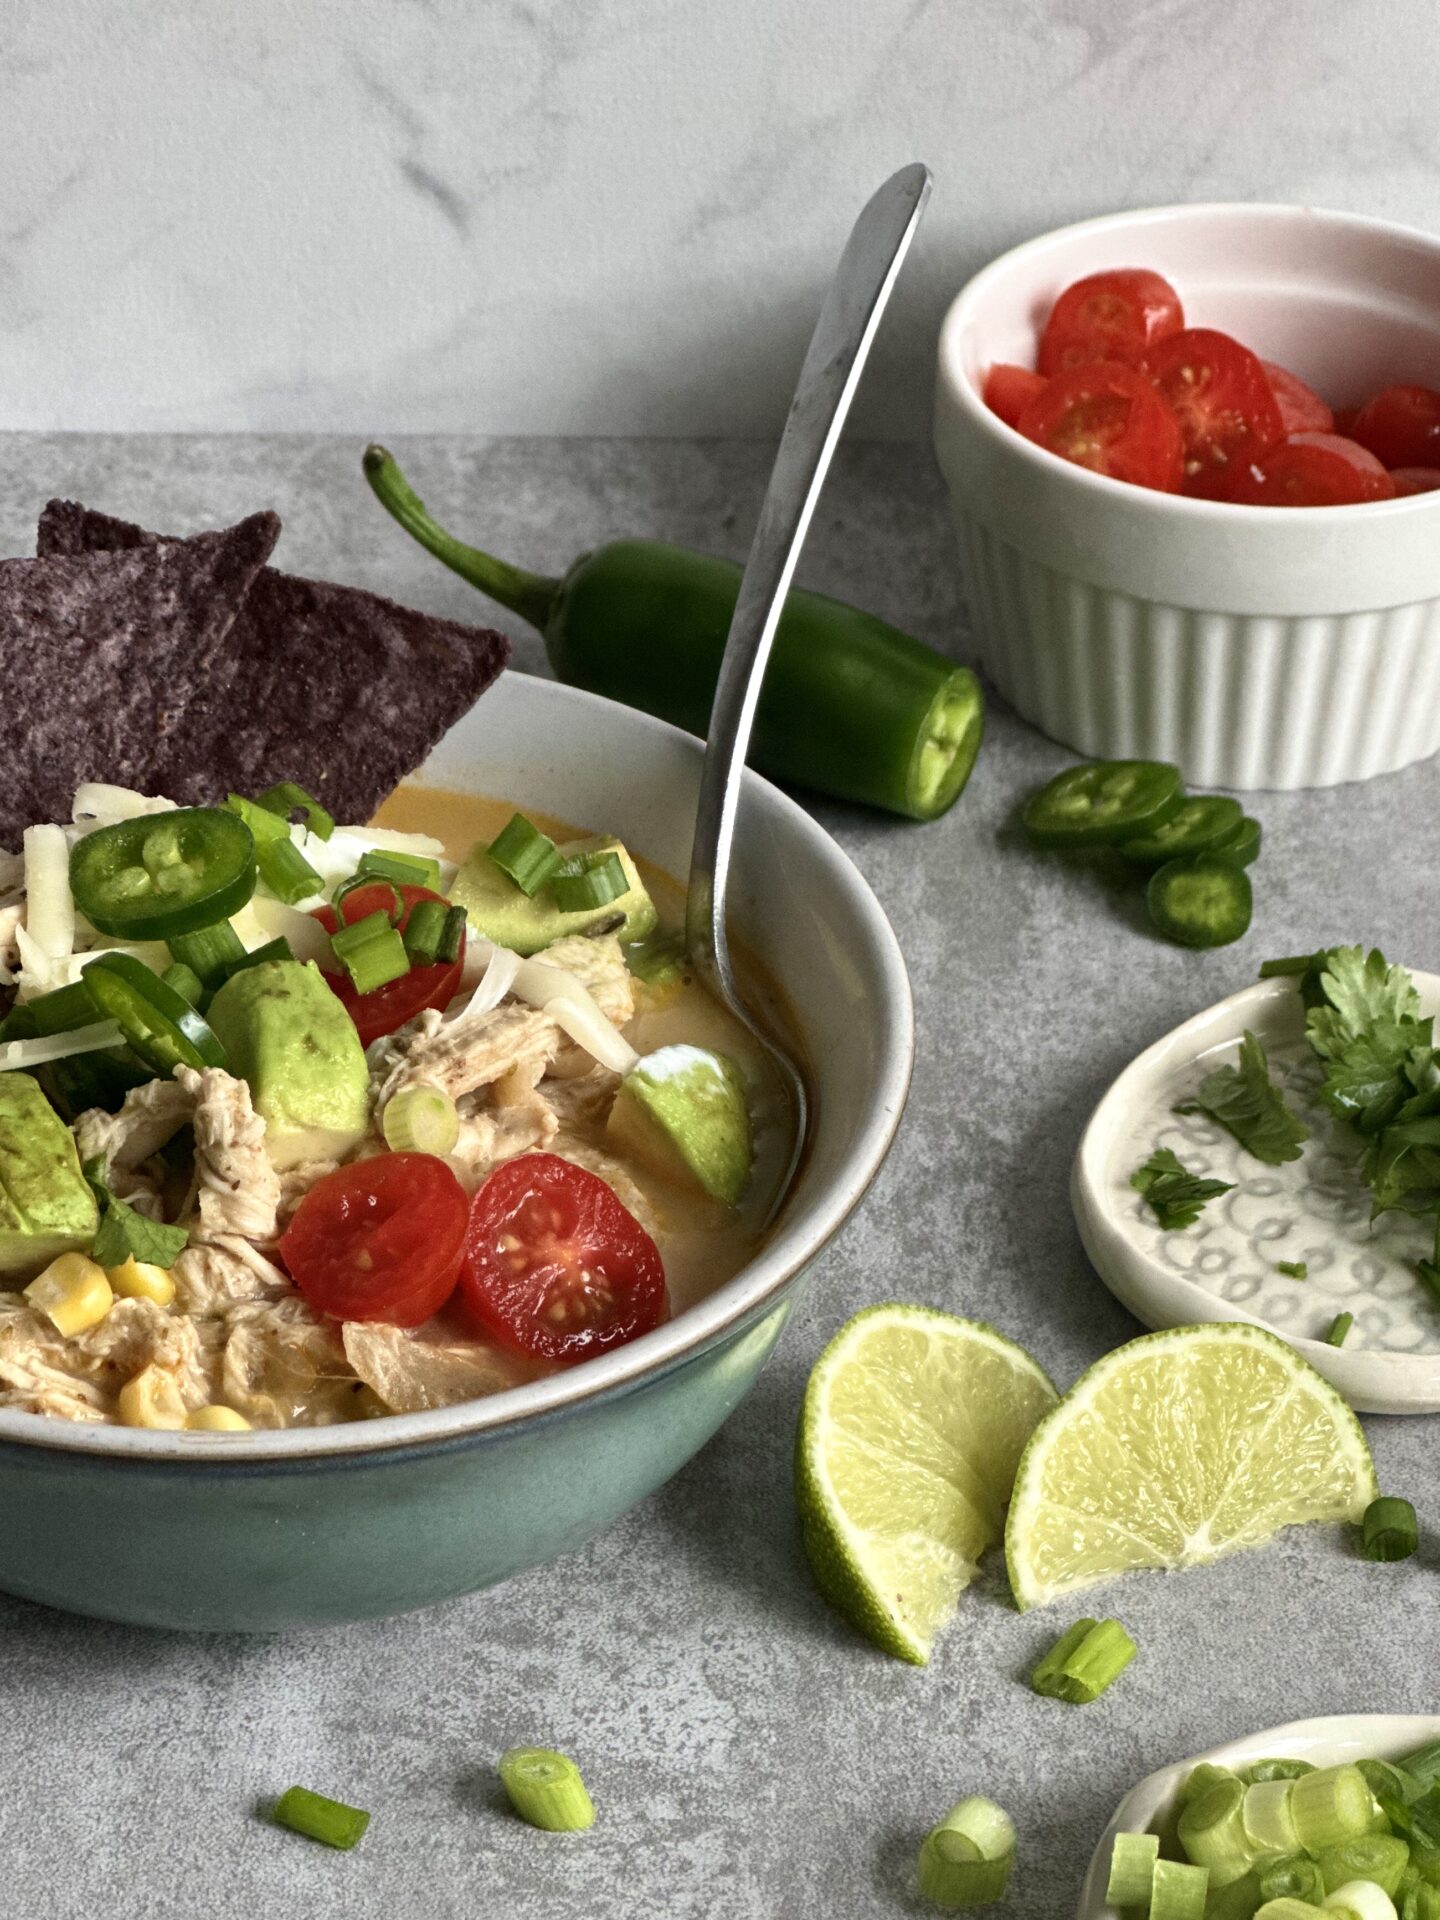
[356,847,442,894]
[401,897,448,965]
[486,812,562,897]
[254,782,336,842]
[550,850,628,914]
[1029,1617,1135,1703]
[497,1747,595,1832]
[1176,1031,1310,1165]
[1327,1313,1355,1348]
[916,1796,1014,1909]
[1131,1147,1233,1230]
[1362,1497,1418,1562]
[1106,1830,1160,1907]
[382,1085,460,1157]
[256,836,323,905]
[270,1785,370,1850]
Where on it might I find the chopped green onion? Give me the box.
[161,962,204,1007]
[486,813,561,897]
[256,837,323,906]
[1399,1744,1440,1792]
[1247,1761,1319,1785]
[1244,1779,1301,1854]
[1323,1881,1404,1919]
[1317,1837,1412,1898]
[1259,1855,1327,1904]
[333,875,405,924]
[1277,1260,1309,1279]
[916,1796,1014,1909]
[270,1784,370,1850]
[24,981,100,1036]
[225,792,292,845]
[255,783,336,842]
[497,1747,595,1832]
[1182,1764,1243,1803]
[437,904,466,966]
[330,913,410,995]
[401,898,447,966]
[1400,1880,1440,1919]
[1253,1900,1329,1919]
[221,937,294,981]
[1357,1761,1418,1810]
[1293,1768,1377,1853]
[624,930,688,989]
[356,847,442,893]
[382,1086,459,1156]
[550,850,628,914]
[1178,1776,1256,1888]
[1151,1857,1210,1918]
[1105,1831,1159,1906]
[168,919,246,988]
[1326,1313,1354,1348]
[1362,1497,1418,1563]
[1029,1617,1135,1704]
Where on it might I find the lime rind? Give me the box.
[796,1304,1059,1664]
[1004,1322,1378,1613]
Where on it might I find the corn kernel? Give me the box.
[107,1256,176,1308]
[185,1405,251,1432]
[117,1364,188,1430]
[24,1253,113,1336]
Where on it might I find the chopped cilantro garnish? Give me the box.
[83,1157,188,1271]
[1130,1147,1233,1230]
[1275,1260,1308,1280]
[1177,1031,1310,1166]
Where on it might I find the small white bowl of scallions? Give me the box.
[1077,1714,1440,1919]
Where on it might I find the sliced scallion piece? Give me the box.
[1246,1761,1318,1785]
[487,813,562,897]
[161,962,204,1008]
[330,913,410,995]
[916,1795,1014,1909]
[1105,1830,1159,1906]
[333,875,405,925]
[168,919,246,989]
[382,1086,459,1156]
[255,782,336,842]
[1322,1879,1403,1919]
[401,898,448,966]
[550,850,627,914]
[1362,1497,1418,1563]
[222,937,294,981]
[1029,1617,1135,1704]
[1244,1778,1301,1853]
[24,981,100,1036]
[1399,1743,1440,1792]
[256,836,323,906]
[497,1747,595,1832]
[1292,1767,1376,1853]
[224,792,291,845]
[1327,1313,1355,1348]
[1258,1854,1326,1903]
[1250,1898,1327,1919]
[270,1784,370,1850]
[1150,1858,1209,1919]
[437,904,466,966]
[356,847,442,893]
[1316,1836,1411,1898]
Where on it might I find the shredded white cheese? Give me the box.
[0,1021,124,1071]
[22,824,75,962]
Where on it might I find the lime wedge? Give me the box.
[1005,1323,1378,1612]
[795,1305,1059,1664]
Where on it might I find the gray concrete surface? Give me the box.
[0,434,1434,1919]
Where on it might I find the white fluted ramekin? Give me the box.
[934,204,1440,790]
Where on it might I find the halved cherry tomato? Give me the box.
[1348,383,1440,470]
[314,882,464,1046]
[1038,269,1184,378]
[280,1153,469,1326]
[1017,362,1184,491]
[983,363,1048,431]
[1390,467,1440,496]
[1261,360,1334,435]
[1225,433,1396,507]
[1142,329,1285,498]
[459,1153,668,1366]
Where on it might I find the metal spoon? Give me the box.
[685,161,932,1216]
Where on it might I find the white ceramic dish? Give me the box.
[1073,969,1440,1415]
[933,202,1440,791]
[1078,1713,1440,1919]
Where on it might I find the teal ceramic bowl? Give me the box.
[0,674,914,1631]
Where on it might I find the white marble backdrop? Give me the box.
[3,0,1437,438]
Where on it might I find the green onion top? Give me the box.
[270,1785,370,1850]
[498,1747,595,1833]
[255,783,336,841]
[487,812,562,897]
[356,847,442,894]
[551,850,628,914]
[257,836,323,906]
[1362,1496,1419,1563]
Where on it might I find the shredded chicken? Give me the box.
[0,1292,211,1415]
[74,1077,194,1218]
[0,902,22,986]
[175,1065,282,1244]
[448,1099,559,1191]
[342,1322,520,1413]
[542,934,635,1027]
[171,1239,290,1316]
[221,1296,364,1428]
[277,1160,340,1230]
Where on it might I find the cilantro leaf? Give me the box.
[1310,945,1422,1044]
[1130,1147,1234,1230]
[1177,1031,1310,1165]
[1312,1018,1433,1136]
[1276,1260,1308,1279]
[83,1157,188,1271]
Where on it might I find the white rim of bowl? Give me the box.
[0,680,916,1465]
[937,199,1440,525]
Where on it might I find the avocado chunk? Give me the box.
[608,1045,752,1207]
[451,833,657,957]
[206,960,370,1171]
[0,1073,101,1282]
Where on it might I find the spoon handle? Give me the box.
[686,162,932,998]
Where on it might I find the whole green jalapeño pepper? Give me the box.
[363,446,982,822]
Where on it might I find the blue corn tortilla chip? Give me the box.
[37,500,510,824]
[0,512,279,850]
